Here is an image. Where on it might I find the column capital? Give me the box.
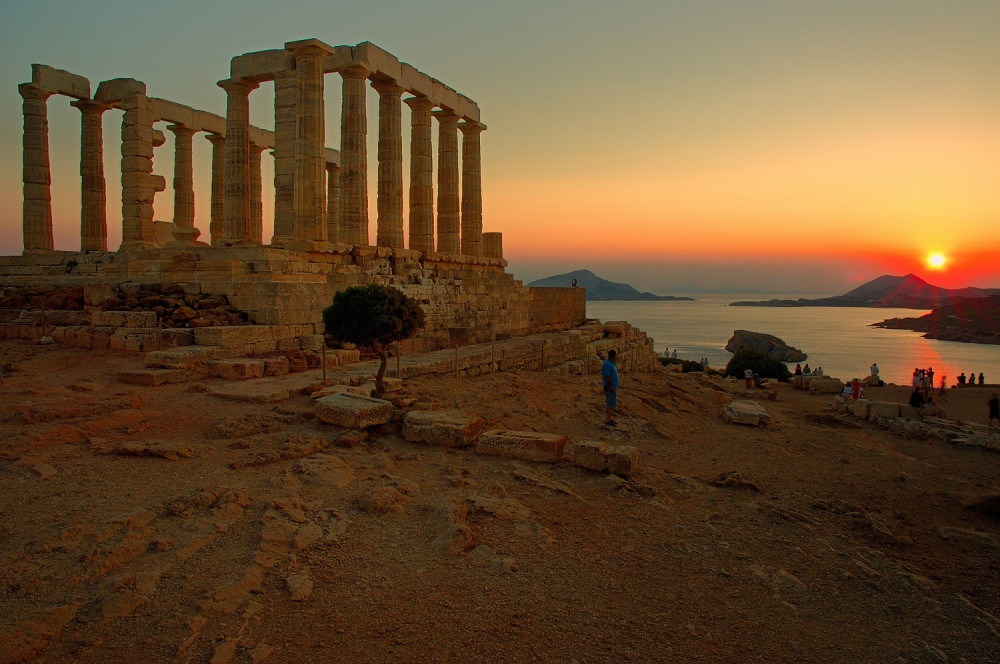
[217,78,259,95]
[204,132,225,146]
[458,120,487,135]
[371,79,405,97]
[325,161,339,172]
[404,95,435,112]
[70,98,111,114]
[338,65,372,81]
[249,141,267,155]
[432,109,460,123]
[18,83,52,102]
[167,124,196,138]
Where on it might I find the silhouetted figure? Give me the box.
[794,364,802,375]
[989,393,999,428]
[909,388,925,408]
[979,372,985,385]
[571,278,578,287]
[958,372,966,386]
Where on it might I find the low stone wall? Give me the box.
[0,245,587,352]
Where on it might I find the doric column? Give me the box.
[204,133,226,245]
[326,162,340,243]
[71,98,110,252]
[459,121,485,257]
[218,78,258,244]
[271,69,297,245]
[19,84,54,253]
[433,109,460,254]
[120,93,161,248]
[168,124,200,245]
[482,232,503,259]
[373,80,404,249]
[339,66,370,245]
[404,96,435,254]
[287,40,334,245]
[249,141,265,244]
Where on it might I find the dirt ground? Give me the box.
[1,339,999,663]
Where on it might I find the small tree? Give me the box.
[724,348,792,382]
[322,285,425,397]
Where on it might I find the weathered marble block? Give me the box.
[606,445,640,477]
[403,409,484,447]
[569,440,607,471]
[316,393,393,429]
[210,359,266,380]
[868,402,901,420]
[475,430,566,463]
[723,401,771,427]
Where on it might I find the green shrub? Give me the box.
[659,357,709,373]
[724,349,792,382]
[323,285,425,397]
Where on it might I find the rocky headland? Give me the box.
[871,293,1000,345]
[528,270,693,302]
[725,329,807,362]
[2,336,999,662]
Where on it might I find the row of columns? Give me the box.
[19,63,489,258]
[219,57,486,255]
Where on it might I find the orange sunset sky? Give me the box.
[1,0,998,293]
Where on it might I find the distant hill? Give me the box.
[527,270,693,302]
[731,274,1000,309]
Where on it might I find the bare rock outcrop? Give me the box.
[725,330,806,362]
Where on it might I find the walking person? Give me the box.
[602,349,619,427]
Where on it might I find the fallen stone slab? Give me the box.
[569,440,608,471]
[207,374,319,403]
[809,377,844,394]
[476,430,566,463]
[145,345,222,369]
[210,359,266,380]
[403,409,484,447]
[723,401,771,426]
[605,445,640,477]
[315,393,393,429]
[867,401,901,420]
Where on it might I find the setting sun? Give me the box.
[927,252,947,270]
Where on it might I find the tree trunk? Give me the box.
[373,341,388,398]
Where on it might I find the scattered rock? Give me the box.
[711,471,762,493]
[723,401,772,427]
[315,393,394,429]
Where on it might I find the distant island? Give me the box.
[528,270,694,302]
[871,293,1000,345]
[730,273,1000,310]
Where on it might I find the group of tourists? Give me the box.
[957,371,985,387]
[912,367,936,398]
[793,364,823,376]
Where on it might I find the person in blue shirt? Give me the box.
[602,349,619,426]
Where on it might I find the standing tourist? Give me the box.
[602,349,619,427]
[989,393,999,428]
[745,368,754,389]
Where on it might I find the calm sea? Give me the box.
[587,296,1000,387]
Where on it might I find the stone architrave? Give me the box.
[120,92,160,248]
[204,133,226,245]
[326,162,340,242]
[249,141,266,244]
[219,78,259,244]
[19,84,54,252]
[459,121,485,257]
[71,98,110,252]
[287,39,334,245]
[339,66,369,245]
[168,124,200,245]
[404,96,435,254]
[271,69,297,246]
[372,79,404,249]
[433,109,460,254]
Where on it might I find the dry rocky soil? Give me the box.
[1,339,999,663]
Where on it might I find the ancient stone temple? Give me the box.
[1,39,628,365]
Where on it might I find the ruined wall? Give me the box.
[0,246,587,354]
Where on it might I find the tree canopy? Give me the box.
[724,348,792,382]
[322,285,425,397]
